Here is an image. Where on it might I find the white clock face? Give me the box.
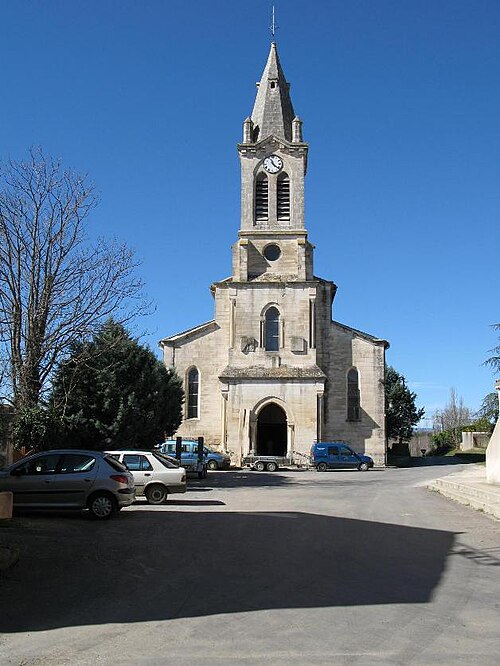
[263,155,283,174]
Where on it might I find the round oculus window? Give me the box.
[263,244,281,261]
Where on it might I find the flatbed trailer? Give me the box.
[243,452,311,472]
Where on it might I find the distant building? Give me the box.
[160,43,389,465]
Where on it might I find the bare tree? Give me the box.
[0,148,146,411]
[433,388,473,444]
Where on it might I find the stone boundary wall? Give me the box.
[460,431,491,451]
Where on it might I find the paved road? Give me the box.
[1,464,499,665]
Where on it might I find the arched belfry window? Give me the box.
[255,173,268,222]
[264,307,280,351]
[347,368,360,421]
[187,367,199,419]
[277,173,290,220]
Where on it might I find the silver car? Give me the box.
[0,449,135,519]
[107,450,187,504]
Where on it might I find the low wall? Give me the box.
[461,431,491,451]
[0,492,13,520]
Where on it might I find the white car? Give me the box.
[106,450,187,504]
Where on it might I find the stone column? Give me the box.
[317,392,324,442]
[229,297,236,348]
[220,388,228,452]
[286,422,294,458]
[486,379,500,484]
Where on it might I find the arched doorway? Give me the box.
[256,403,287,456]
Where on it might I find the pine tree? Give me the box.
[385,366,425,453]
[50,320,183,450]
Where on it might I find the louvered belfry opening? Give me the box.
[255,174,269,221]
[277,173,290,220]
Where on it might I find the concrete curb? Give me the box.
[0,545,19,572]
[427,466,500,521]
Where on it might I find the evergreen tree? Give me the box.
[385,366,425,452]
[485,323,500,373]
[475,392,499,429]
[50,320,183,450]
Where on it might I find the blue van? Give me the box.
[203,446,231,471]
[311,441,373,472]
[158,440,208,478]
[159,440,231,472]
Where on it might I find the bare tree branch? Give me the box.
[433,388,473,445]
[0,147,148,409]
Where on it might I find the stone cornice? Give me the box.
[211,277,337,290]
[159,320,219,347]
[331,320,390,349]
[219,365,327,381]
[238,229,308,238]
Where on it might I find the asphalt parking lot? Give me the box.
[1,465,500,665]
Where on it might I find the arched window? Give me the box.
[187,367,199,419]
[347,368,360,421]
[255,174,268,221]
[277,173,290,220]
[264,307,280,351]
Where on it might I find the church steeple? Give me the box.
[234,42,312,283]
[250,42,295,143]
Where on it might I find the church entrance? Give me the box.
[256,403,287,456]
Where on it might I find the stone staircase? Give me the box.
[428,470,500,521]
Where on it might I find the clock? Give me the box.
[262,155,283,174]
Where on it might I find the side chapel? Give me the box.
[160,42,389,466]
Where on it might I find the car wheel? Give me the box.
[254,461,266,472]
[358,462,370,472]
[316,462,328,472]
[266,461,278,472]
[207,460,218,471]
[145,484,168,505]
[88,493,117,520]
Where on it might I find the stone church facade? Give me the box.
[160,43,389,466]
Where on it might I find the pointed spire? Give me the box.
[250,42,296,143]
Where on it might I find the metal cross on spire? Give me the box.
[270,5,279,39]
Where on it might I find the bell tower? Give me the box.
[233,42,313,282]
[161,37,388,468]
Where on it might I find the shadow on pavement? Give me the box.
[389,455,484,468]
[167,499,225,506]
[189,470,295,489]
[192,469,384,491]
[0,509,456,633]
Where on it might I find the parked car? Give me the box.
[0,450,135,519]
[158,440,209,477]
[106,450,186,504]
[311,442,374,471]
[203,446,231,470]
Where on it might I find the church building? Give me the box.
[160,42,389,467]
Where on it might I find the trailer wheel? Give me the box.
[266,461,278,472]
[254,461,266,472]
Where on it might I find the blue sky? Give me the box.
[1,1,499,424]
